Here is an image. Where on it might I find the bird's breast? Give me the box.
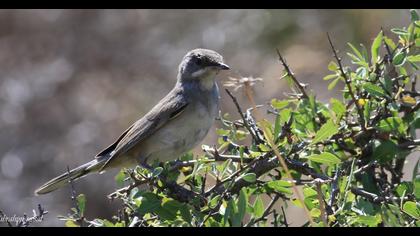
[140,90,219,163]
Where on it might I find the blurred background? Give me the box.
[0,9,416,226]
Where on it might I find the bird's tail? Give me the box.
[34,156,108,195]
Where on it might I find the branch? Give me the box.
[208,153,331,197]
[110,167,205,206]
[327,33,366,131]
[225,89,264,144]
[327,169,340,213]
[397,139,420,149]
[351,187,411,204]
[276,48,309,99]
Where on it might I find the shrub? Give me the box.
[63,10,420,227]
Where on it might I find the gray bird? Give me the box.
[35,48,229,195]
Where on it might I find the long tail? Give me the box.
[34,156,108,195]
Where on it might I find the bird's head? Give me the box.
[178,49,230,84]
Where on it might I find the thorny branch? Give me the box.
[225,89,264,144]
[327,33,367,131]
[276,49,309,99]
[85,26,420,226]
[350,187,412,204]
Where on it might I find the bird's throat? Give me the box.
[197,70,217,90]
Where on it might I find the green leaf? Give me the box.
[323,74,338,81]
[241,173,257,183]
[273,114,282,139]
[371,30,383,65]
[303,187,318,198]
[403,201,420,219]
[224,199,234,226]
[157,199,180,221]
[65,220,80,227]
[415,176,420,200]
[209,195,221,208]
[328,61,338,71]
[399,66,408,77]
[235,188,248,226]
[348,42,364,61]
[216,128,230,136]
[393,49,407,66]
[152,167,163,178]
[360,44,369,62]
[114,169,126,187]
[310,208,321,218]
[363,83,387,98]
[347,52,369,67]
[179,205,192,223]
[376,117,407,136]
[383,36,397,51]
[391,28,409,36]
[330,98,346,120]
[76,194,86,217]
[135,192,161,215]
[328,77,341,90]
[217,159,232,179]
[355,215,382,227]
[271,99,289,110]
[395,182,413,197]
[311,119,339,144]
[259,119,273,142]
[253,196,264,218]
[258,143,271,152]
[372,140,398,163]
[407,55,420,63]
[266,180,293,194]
[102,219,116,227]
[291,199,304,208]
[307,152,342,166]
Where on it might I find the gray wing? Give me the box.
[98,87,188,171]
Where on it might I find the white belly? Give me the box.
[140,101,217,163]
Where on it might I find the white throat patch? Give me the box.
[192,68,218,90]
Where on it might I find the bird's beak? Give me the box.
[216,62,230,70]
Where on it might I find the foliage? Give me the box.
[63,10,420,227]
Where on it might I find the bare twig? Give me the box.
[280,206,289,227]
[328,169,340,213]
[327,33,366,131]
[351,187,411,204]
[354,161,378,175]
[276,49,309,99]
[381,27,393,62]
[225,89,263,144]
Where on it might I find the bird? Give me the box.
[35,48,230,195]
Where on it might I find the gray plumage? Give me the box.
[35,48,229,195]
